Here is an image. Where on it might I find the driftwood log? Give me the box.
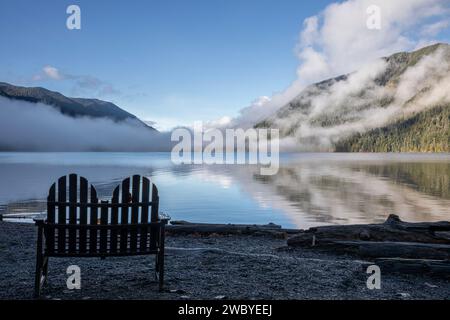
[287,215,450,262]
[287,215,450,247]
[165,216,450,275]
[166,220,299,238]
[308,240,450,259]
[362,258,450,278]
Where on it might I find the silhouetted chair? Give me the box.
[34,174,170,298]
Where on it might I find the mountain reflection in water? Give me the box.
[0,153,448,228]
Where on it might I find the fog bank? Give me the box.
[0,96,173,151]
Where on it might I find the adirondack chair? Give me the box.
[34,174,170,298]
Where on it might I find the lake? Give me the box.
[0,152,449,229]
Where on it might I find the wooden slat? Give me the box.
[120,178,130,252]
[89,185,98,254]
[46,223,158,231]
[150,184,159,249]
[57,176,67,253]
[79,177,88,253]
[110,186,120,254]
[46,201,152,208]
[45,175,162,257]
[46,249,158,258]
[100,200,109,254]
[47,202,152,208]
[46,183,56,254]
[129,175,140,252]
[46,223,158,229]
[140,177,150,250]
[68,174,77,252]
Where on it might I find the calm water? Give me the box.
[0,152,449,229]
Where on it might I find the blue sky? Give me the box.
[1,0,449,130]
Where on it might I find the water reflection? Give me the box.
[233,160,450,227]
[0,153,448,228]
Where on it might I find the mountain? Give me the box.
[256,43,450,152]
[335,103,449,152]
[0,82,155,130]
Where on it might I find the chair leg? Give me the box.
[34,252,44,298]
[34,225,44,298]
[42,257,49,285]
[34,261,42,298]
[158,224,166,291]
[154,254,159,280]
[158,249,165,291]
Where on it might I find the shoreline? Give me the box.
[1,219,449,300]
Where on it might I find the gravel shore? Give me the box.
[0,221,449,300]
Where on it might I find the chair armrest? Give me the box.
[159,212,171,224]
[33,218,46,226]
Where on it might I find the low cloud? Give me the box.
[227,0,450,130]
[273,47,450,151]
[0,96,172,151]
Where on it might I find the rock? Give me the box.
[359,230,371,240]
[386,214,401,223]
[170,289,186,294]
[396,292,411,299]
[367,258,450,275]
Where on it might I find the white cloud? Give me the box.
[43,65,63,80]
[299,16,320,47]
[229,0,450,128]
[296,47,330,83]
[296,0,448,84]
[420,19,450,37]
[204,116,233,129]
[144,117,191,131]
[33,65,120,97]
[272,46,450,151]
